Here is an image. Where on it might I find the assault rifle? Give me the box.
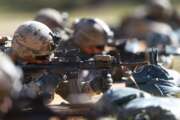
[20,55,147,71]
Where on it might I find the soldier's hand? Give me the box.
[90,73,113,94]
[36,73,62,91]
[94,54,114,62]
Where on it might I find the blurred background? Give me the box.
[0,0,180,35]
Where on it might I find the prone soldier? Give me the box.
[6,21,63,107]
[34,8,72,42]
[117,0,180,38]
[55,18,114,103]
[50,18,180,99]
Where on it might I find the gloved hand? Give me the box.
[35,73,62,93]
[90,73,113,93]
[35,73,63,103]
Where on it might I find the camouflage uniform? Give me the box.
[9,21,63,107]
[55,18,114,102]
[113,21,179,81]
[131,64,180,96]
[107,43,180,97]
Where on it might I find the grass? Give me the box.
[173,56,180,72]
[0,3,137,35]
[69,4,137,25]
[1,3,180,34]
[0,11,33,35]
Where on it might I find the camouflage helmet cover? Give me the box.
[12,21,54,60]
[73,18,114,47]
[146,0,173,17]
[35,8,68,29]
[147,22,179,48]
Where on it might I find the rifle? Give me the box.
[19,54,148,97]
[20,57,148,71]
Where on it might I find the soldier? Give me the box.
[113,46,180,97]
[144,0,180,29]
[113,21,178,68]
[34,8,72,41]
[117,0,180,38]
[146,24,179,68]
[4,19,112,105]
[56,18,114,102]
[7,21,63,107]
[131,63,180,96]
[57,18,113,58]
[0,51,22,115]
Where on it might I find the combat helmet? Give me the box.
[12,21,54,63]
[146,22,178,49]
[96,87,152,115]
[35,8,68,30]
[145,0,173,19]
[73,18,114,47]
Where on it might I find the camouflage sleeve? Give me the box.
[18,72,63,103]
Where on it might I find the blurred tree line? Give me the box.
[0,0,179,11]
[0,0,144,11]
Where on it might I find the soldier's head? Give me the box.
[145,0,173,19]
[73,18,113,55]
[0,51,22,113]
[34,8,68,31]
[11,21,55,64]
[146,22,178,49]
[146,24,178,68]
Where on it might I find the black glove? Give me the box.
[90,73,113,93]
